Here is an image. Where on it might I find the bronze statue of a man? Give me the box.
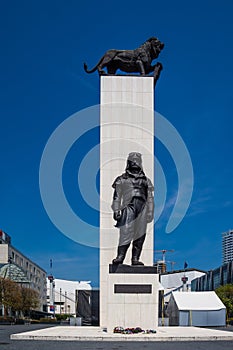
[111,152,154,266]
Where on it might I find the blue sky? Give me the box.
[1,0,233,286]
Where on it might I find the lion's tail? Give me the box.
[83,62,97,74]
[84,55,105,74]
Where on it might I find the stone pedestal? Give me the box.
[107,265,160,331]
[100,75,158,331]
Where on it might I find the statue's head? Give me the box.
[126,152,143,173]
[148,37,164,58]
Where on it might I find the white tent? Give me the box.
[166,291,226,326]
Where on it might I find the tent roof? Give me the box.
[172,291,226,311]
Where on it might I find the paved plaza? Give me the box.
[1,324,233,350]
[10,324,233,341]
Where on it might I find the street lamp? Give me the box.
[60,288,62,315]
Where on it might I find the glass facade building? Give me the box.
[192,260,233,291]
[222,230,233,264]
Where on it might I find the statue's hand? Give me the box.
[147,212,154,223]
[113,210,121,221]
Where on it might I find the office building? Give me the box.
[160,268,206,302]
[191,260,233,291]
[222,229,233,264]
[0,229,47,311]
[46,278,91,315]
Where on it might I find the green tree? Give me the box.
[20,287,39,315]
[215,284,233,321]
[0,277,22,316]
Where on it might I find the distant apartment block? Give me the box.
[222,229,233,264]
[0,229,47,311]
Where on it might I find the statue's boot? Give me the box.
[112,244,130,265]
[131,234,146,266]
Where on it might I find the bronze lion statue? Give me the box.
[84,37,164,76]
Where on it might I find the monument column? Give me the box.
[100,75,159,331]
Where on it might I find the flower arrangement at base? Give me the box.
[113,327,156,334]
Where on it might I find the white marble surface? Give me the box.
[107,273,159,331]
[11,326,233,341]
[100,76,155,329]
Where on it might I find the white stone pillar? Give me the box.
[99,76,157,330]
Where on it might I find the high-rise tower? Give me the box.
[222,229,233,264]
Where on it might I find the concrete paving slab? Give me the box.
[10,326,233,342]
